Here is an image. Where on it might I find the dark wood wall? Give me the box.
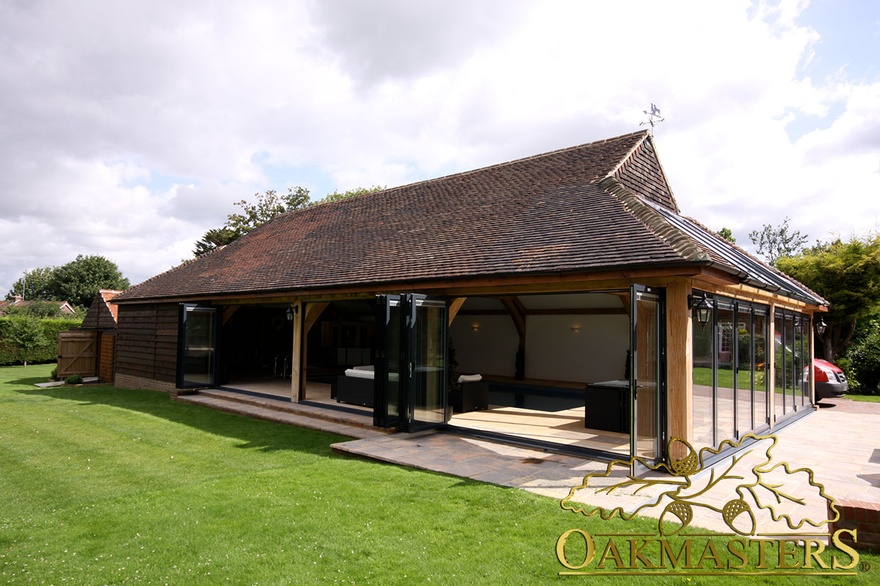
[116,304,178,384]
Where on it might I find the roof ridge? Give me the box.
[598,176,710,262]
[606,132,650,179]
[349,130,652,202]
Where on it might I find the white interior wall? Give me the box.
[450,316,518,377]
[524,314,629,383]
[449,294,631,383]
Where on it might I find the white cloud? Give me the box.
[1,0,879,292]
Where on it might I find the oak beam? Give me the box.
[448,297,467,326]
[304,302,329,334]
[291,301,303,402]
[499,296,527,379]
[666,279,693,460]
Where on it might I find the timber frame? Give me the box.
[111,130,828,462]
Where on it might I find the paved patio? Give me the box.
[332,397,880,536]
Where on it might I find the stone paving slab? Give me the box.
[333,397,880,536]
[178,394,387,439]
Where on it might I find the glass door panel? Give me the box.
[774,313,786,421]
[375,294,448,432]
[407,296,448,430]
[715,303,736,445]
[736,306,753,436]
[178,304,218,389]
[691,309,715,449]
[796,317,809,408]
[374,296,401,428]
[631,287,662,465]
[754,312,769,429]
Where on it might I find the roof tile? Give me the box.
[116,131,823,306]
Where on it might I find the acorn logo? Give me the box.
[555,434,860,575]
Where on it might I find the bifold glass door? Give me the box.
[178,304,218,389]
[374,296,402,428]
[375,294,448,431]
[631,286,664,469]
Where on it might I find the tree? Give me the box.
[717,227,736,243]
[840,319,880,394]
[48,255,130,308]
[776,234,880,361]
[193,185,385,257]
[6,267,55,301]
[6,315,48,367]
[226,186,311,234]
[194,187,312,257]
[842,319,880,394]
[748,217,808,266]
[311,185,385,206]
[192,227,241,257]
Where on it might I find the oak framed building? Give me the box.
[113,131,826,465]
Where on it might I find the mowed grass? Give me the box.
[1,365,878,585]
[847,394,880,403]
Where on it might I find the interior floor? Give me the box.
[219,376,638,455]
[448,406,631,452]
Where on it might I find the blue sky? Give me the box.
[1,0,879,293]
[800,0,880,81]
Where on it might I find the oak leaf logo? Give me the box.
[561,434,839,535]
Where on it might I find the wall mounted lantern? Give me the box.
[815,317,827,336]
[286,305,298,321]
[687,291,713,329]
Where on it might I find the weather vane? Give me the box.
[640,103,665,135]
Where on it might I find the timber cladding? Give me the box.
[97,332,116,383]
[115,303,178,385]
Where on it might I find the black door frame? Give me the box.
[177,303,220,389]
[374,294,449,432]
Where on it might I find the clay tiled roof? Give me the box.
[81,290,121,329]
[0,296,77,315]
[116,131,824,306]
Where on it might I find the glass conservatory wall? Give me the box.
[691,294,772,450]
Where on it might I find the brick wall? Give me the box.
[114,372,178,394]
[829,499,880,552]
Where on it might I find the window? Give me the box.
[774,310,810,423]
[691,294,772,449]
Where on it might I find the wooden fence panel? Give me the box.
[57,331,97,378]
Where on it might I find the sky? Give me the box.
[1,0,879,295]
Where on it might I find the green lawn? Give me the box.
[847,393,880,403]
[695,366,880,403]
[1,364,877,584]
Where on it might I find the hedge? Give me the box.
[0,317,83,366]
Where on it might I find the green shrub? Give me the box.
[842,320,880,395]
[0,317,83,365]
[64,374,83,385]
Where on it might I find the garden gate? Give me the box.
[57,330,97,378]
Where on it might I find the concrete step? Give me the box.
[175,390,391,440]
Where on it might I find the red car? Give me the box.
[812,359,848,401]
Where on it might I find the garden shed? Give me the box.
[111,130,827,465]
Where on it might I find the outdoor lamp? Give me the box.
[815,317,827,336]
[687,291,713,328]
